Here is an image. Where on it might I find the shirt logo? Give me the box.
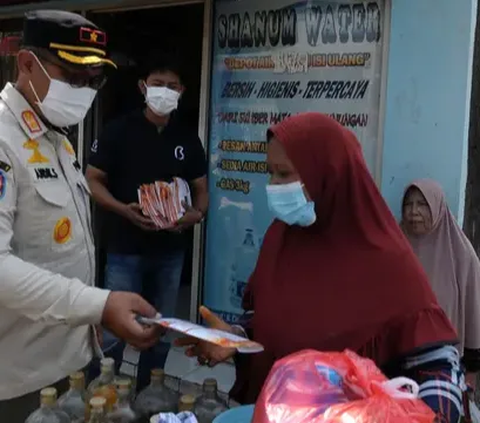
[174,146,185,161]
[33,166,59,181]
[21,110,42,134]
[73,160,81,172]
[53,217,72,244]
[23,139,49,164]
[91,140,98,153]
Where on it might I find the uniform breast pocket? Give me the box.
[34,181,69,208]
[18,181,75,249]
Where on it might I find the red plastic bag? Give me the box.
[253,349,435,423]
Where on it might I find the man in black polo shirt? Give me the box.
[86,54,208,390]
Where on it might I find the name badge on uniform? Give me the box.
[30,166,59,182]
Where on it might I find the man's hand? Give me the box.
[122,203,157,231]
[172,203,203,232]
[174,306,236,366]
[102,292,161,350]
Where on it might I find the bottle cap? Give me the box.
[40,387,57,405]
[69,372,85,389]
[41,387,57,398]
[116,378,132,389]
[151,368,165,377]
[100,357,115,373]
[179,394,195,412]
[180,394,195,405]
[90,396,107,409]
[101,357,115,367]
[204,378,218,387]
[70,371,84,381]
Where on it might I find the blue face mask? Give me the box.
[266,181,317,227]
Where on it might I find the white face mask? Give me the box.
[144,84,180,116]
[30,53,97,128]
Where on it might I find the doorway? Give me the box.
[87,3,205,321]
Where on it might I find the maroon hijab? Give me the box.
[231,113,456,404]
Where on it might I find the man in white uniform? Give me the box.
[0,10,160,421]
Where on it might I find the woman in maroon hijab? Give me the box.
[177,113,464,422]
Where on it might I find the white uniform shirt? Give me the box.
[0,83,110,400]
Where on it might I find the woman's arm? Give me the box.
[397,345,465,423]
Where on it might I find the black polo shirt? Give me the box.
[89,110,207,254]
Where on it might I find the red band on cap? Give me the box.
[79,27,107,46]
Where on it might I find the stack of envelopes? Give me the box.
[138,177,192,229]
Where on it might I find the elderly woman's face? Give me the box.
[402,187,433,236]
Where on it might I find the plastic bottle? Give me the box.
[229,227,259,309]
[86,358,117,420]
[88,397,109,423]
[134,369,178,421]
[193,379,228,423]
[25,387,71,423]
[178,395,195,413]
[113,374,135,395]
[108,379,138,423]
[58,372,86,423]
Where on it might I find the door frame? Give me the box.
[85,0,212,323]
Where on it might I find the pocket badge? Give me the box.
[53,217,72,244]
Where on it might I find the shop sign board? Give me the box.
[203,0,386,323]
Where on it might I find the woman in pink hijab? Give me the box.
[402,179,480,378]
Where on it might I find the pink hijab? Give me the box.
[404,179,480,353]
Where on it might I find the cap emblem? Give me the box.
[79,27,106,46]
